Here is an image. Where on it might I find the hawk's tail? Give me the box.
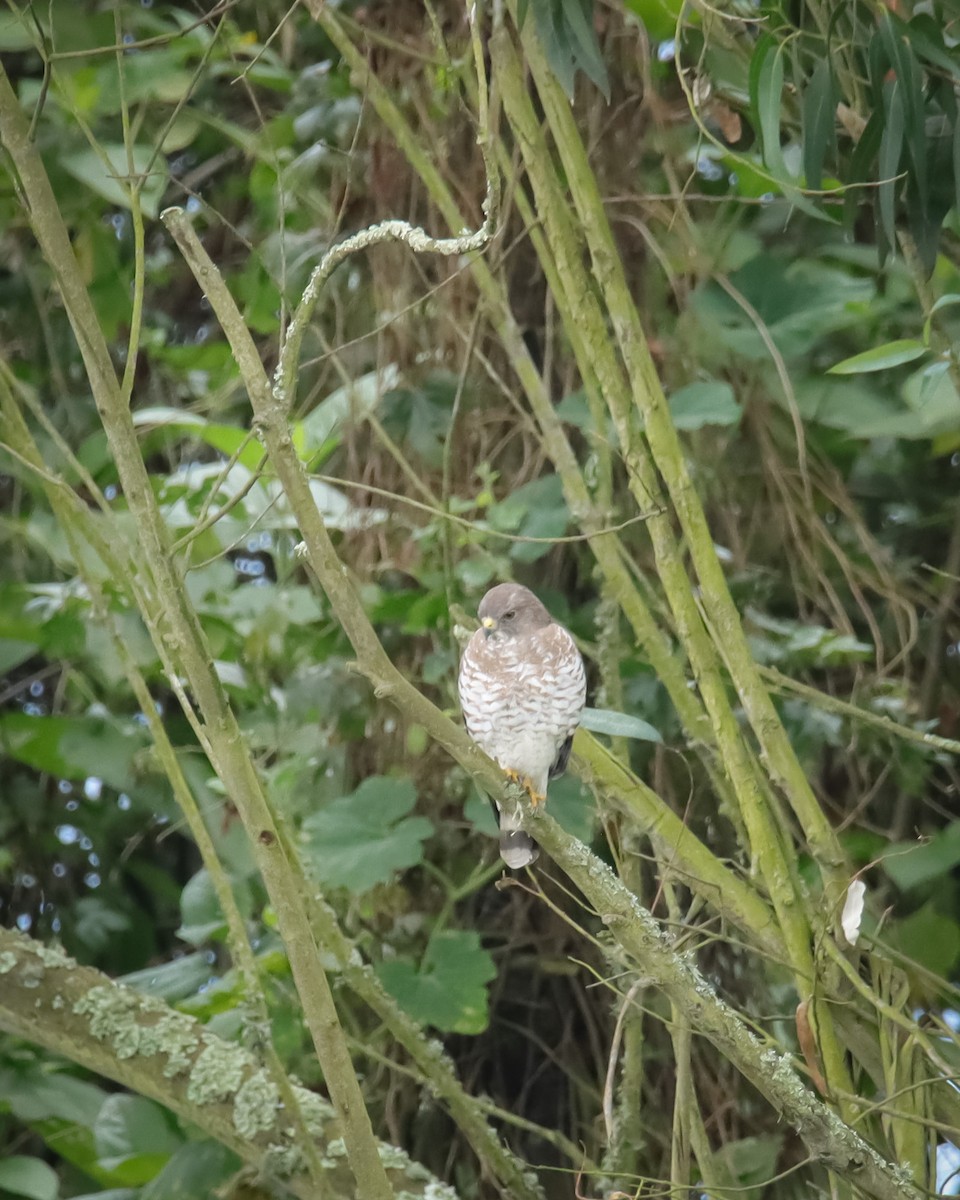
[498,805,539,869]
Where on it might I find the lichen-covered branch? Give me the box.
[0,928,457,1200]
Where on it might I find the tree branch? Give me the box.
[0,928,457,1200]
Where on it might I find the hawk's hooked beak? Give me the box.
[481,616,497,637]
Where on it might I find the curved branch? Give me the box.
[0,928,457,1200]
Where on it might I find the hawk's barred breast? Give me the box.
[458,583,587,867]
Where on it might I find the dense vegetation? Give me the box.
[1,1,960,1198]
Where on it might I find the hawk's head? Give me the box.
[477,583,552,641]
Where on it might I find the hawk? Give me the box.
[458,583,587,868]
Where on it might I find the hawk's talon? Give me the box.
[504,769,545,808]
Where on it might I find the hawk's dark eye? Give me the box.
[502,609,516,621]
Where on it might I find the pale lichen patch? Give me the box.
[185,1041,247,1105]
[74,985,142,1059]
[233,1069,280,1138]
[0,952,18,974]
[139,1011,199,1078]
[262,1141,303,1179]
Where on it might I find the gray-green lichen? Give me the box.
[233,1068,280,1138]
[262,1140,304,1179]
[0,952,18,974]
[31,943,74,969]
[139,1011,199,1078]
[185,1041,247,1105]
[290,1085,333,1138]
[74,985,143,1059]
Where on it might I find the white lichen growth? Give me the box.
[139,1012,199,1078]
[74,985,143,1059]
[32,943,74,969]
[185,1041,247,1105]
[233,1069,280,1138]
[262,1141,304,1179]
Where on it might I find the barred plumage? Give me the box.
[458,583,586,868]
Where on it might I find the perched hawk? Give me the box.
[458,583,586,868]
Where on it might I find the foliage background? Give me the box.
[2,0,960,1198]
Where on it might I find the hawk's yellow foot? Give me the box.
[504,768,546,807]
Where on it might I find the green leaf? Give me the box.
[0,12,35,50]
[489,473,570,563]
[131,408,263,471]
[0,713,146,790]
[751,36,791,182]
[122,952,214,1003]
[879,14,927,212]
[878,80,905,249]
[924,293,960,344]
[60,144,168,219]
[580,707,662,742]
[177,869,230,946]
[828,339,927,375]
[295,367,399,465]
[0,1157,59,1200]
[0,1068,105,1127]
[668,380,741,429]
[881,823,960,891]
[464,788,498,837]
[94,1096,181,1184]
[558,0,610,100]
[887,901,960,979]
[529,0,609,100]
[802,58,839,191]
[377,930,496,1033]
[140,1142,240,1200]
[622,0,684,41]
[300,776,434,892]
[548,774,597,844]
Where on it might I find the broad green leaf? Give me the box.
[489,473,570,563]
[717,1135,784,1200]
[0,1157,59,1200]
[94,1096,181,1183]
[0,713,145,790]
[580,707,662,742]
[140,1142,240,1200]
[122,952,214,1002]
[60,144,168,219]
[300,776,434,892]
[73,898,133,953]
[0,12,34,50]
[295,366,399,464]
[132,408,263,471]
[548,774,597,844]
[923,293,960,344]
[668,380,741,429]
[622,0,684,41]
[882,823,960,891]
[0,1068,105,1127]
[377,930,496,1034]
[465,788,499,837]
[0,638,37,673]
[828,339,927,375]
[177,869,233,946]
[887,901,960,979]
